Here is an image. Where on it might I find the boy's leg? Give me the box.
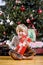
[24,47,36,57]
[22,47,36,60]
[23,55,34,60]
[9,50,23,60]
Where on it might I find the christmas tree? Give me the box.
[0,0,43,40]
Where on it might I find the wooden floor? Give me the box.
[0,56,43,65]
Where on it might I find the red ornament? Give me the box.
[3,31,6,35]
[32,25,35,29]
[17,21,21,25]
[13,6,16,10]
[26,18,31,23]
[15,0,21,4]
[37,9,43,14]
[31,17,35,21]
[20,5,25,11]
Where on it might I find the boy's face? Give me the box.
[17,30,26,38]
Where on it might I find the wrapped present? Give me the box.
[17,35,32,55]
[28,29,36,42]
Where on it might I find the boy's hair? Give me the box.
[16,24,28,35]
